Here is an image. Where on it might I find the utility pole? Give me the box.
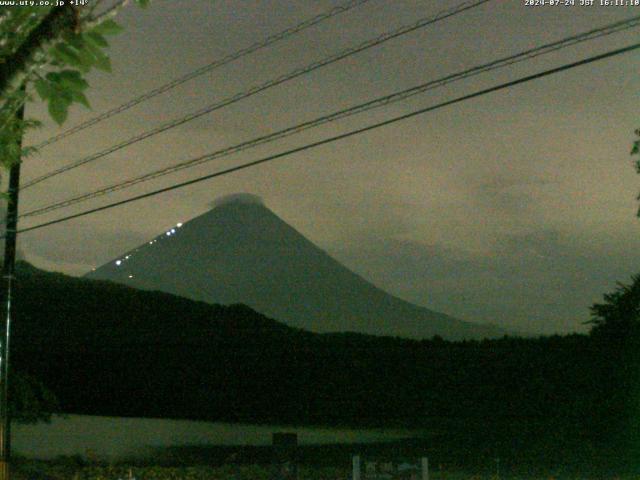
[0,9,78,479]
[0,99,24,480]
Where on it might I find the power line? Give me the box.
[20,13,640,218]
[11,41,640,238]
[33,0,374,150]
[22,0,492,190]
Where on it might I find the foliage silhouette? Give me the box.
[9,261,640,473]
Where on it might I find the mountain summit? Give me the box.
[85,196,503,339]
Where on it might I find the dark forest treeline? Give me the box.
[11,262,640,472]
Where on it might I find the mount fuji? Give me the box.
[85,195,503,340]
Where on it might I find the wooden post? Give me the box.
[352,455,360,480]
[421,457,428,480]
[0,93,24,480]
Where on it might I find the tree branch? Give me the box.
[0,5,77,98]
[84,0,130,28]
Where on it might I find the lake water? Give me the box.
[12,414,415,460]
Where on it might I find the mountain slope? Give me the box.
[7,263,615,472]
[85,196,503,340]
[12,263,595,430]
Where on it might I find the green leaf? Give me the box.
[83,41,111,72]
[62,32,85,50]
[74,45,98,73]
[135,0,150,7]
[21,145,39,158]
[34,78,52,101]
[48,97,70,125]
[92,19,124,36]
[71,90,90,109]
[44,73,73,98]
[58,89,74,104]
[45,72,61,83]
[58,70,89,91]
[85,31,109,48]
[51,43,83,68]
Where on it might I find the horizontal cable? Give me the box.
[33,0,374,149]
[20,13,640,218]
[22,0,492,189]
[12,41,640,237]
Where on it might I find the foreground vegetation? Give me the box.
[9,264,640,475]
[9,457,640,480]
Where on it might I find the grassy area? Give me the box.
[9,457,640,480]
[12,463,640,480]
[9,436,638,480]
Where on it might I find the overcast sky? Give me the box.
[14,0,640,335]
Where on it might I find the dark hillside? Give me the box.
[9,262,633,471]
